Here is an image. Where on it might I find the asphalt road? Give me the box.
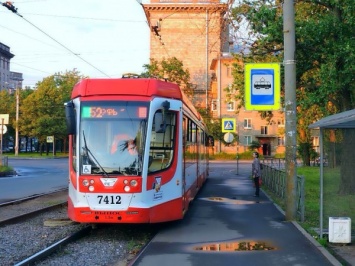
[0,158,68,203]
[131,161,339,266]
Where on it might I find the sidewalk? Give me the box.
[130,162,341,266]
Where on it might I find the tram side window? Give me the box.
[148,111,176,173]
[72,135,77,171]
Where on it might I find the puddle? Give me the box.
[193,241,276,252]
[202,197,259,204]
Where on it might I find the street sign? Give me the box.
[224,132,234,143]
[245,63,281,111]
[0,114,9,124]
[47,136,54,143]
[0,125,7,135]
[221,118,236,133]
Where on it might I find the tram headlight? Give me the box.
[83,180,89,187]
[123,179,128,185]
[130,180,138,187]
[89,186,95,192]
[124,186,130,192]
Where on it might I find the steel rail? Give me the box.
[0,188,67,207]
[14,225,93,266]
[0,202,67,226]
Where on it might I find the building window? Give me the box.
[244,135,252,145]
[278,137,285,146]
[278,119,285,127]
[261,126,268,135]
[227,101,234,111]
[244,118,252,129]
[211,100,217,111]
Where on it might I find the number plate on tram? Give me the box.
[86,193,132,210]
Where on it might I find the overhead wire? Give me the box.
[18,15,111,78]
[0,1,111,78]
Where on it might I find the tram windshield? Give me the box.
[79,101,149,176]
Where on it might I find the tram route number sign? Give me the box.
[245,63,280,111]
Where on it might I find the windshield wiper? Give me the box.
[82,131,110,178]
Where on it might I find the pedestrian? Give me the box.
[252,151,261,197]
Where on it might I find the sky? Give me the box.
[0,0,150,87]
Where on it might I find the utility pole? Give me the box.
[15,88,19,156]
[283,0,297,220]
[205,8,209,111]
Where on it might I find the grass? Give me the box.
[0,165,13,173]
[263,166,324,231]
[263,165,355,248]
[0,152,68,174]
[1,151,69,159]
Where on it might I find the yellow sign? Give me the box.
[245,63,280,111]
[46,136,54,143]
[221,118,236,133]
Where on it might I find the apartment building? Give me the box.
[142,0,229,107]
[142,1,285,156]
[210,54,286,156]
[0,42,23,92]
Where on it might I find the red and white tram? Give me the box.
[65,77,212,223]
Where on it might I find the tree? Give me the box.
[230,0,355,193]
[19,70,84,155]
[141,57,194,97]
[0,90,15,148]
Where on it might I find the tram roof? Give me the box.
[72,78,203,123]
[72,78,183,100]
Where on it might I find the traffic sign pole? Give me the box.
[0,118,4,165]
[283,0,297,221]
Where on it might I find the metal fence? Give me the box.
[261,163,305,222]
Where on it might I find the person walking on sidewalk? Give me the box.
[252,151,261,197]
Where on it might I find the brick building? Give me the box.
[142,0,229,107]
[142,1,285,156]
[209,53,285,155]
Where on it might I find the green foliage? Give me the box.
[248,140,261,151]
[0,165,13,173]
[273,153,285,159]
[141,57,194,97]
[231,0,355,176]
[232,0,355,116]
[208,151,255,160]
[197,108,239,147]
[19,70,83,145]
[236,151,254,160]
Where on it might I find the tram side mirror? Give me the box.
[156,100,170,133]
[208,136,214,147]
[64,101,76,135]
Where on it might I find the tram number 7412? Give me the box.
[97,195,122,205]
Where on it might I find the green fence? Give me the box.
[261,163,305,222]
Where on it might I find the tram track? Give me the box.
[0,201,66,226]
[14,225,93,266]
[0,189,68,224]
[0,189,159,266]
[0,188,67,207]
